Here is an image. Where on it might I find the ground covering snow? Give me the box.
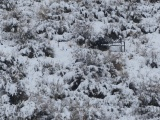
[0,0,160,119]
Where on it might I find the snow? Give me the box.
[92,21,105,34]
[52,40,74,67]
[0,0,160,119]
[20,101,36,118]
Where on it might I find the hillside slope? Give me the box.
[0,0,160,119]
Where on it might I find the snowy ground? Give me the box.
[0,0,160,119]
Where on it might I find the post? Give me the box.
[58,41,59,47]
[121,40,122,52]
[124,41,125,52]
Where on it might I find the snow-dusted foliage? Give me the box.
[0,0,160,119]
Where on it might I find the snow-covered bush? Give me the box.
[150,0,160,3]
[38,5,51,20]
[0,0,16,11]
[73,21,93,44]
[132,81,160,119]
[74,49,103,66]
[19,42,54,58]
[0,0,160,119]
[18,29,35,43]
